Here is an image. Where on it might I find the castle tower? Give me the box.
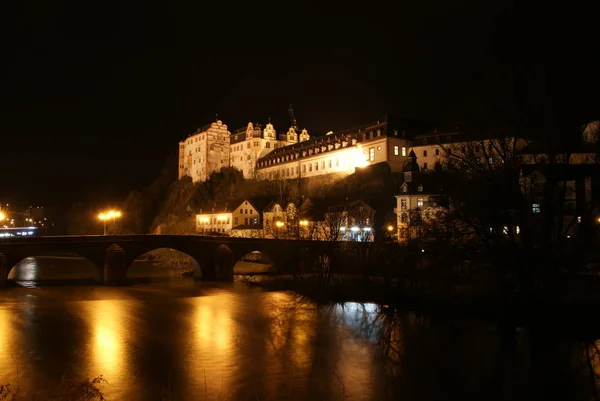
[288,104,298,129]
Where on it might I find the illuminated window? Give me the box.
[401,199,407,210]
[369,147,375,161]
[417,198,424,207]
[532,203,541,214]
[401,147,407,156]
[394,145,399,155]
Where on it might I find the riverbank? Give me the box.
[240,273,600,327]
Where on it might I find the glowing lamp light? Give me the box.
[340,226,346,231]
[0,211,5,221]
[275,221,285,228]
[363,227,371,231]
[387,225,394,232]
[350,226,360,232]
[299,220,309,226]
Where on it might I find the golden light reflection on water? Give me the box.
[260,292,317,399]
[0,308,16,383]
[85,300,128,381]
[188,292,236,395]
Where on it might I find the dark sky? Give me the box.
[1,0,598,208]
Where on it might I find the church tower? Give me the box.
[403,150,420,182]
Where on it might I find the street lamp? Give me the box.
[387,225,394,232]
[298,219,309,240]
[0,211,5,222]
[98,210,122,235]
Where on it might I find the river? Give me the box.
[1,256,600,400]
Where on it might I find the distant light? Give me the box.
[340,226,346,231]
[350,226,360,232]
[387,225,394,232]
[363,227,371,231]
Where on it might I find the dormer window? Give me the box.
[401,183,408,193]
[418,184,423,192]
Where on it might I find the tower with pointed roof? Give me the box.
[403,150,420,182]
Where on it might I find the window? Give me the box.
[244,218,248,225]
[322,161,325,169]
[401,199,407,210]
[336,158,340,167]
[394,145,399,156]
[254,141,259,146]
[369,147,375,161]
[303,165,306,173]
[328,160,332,168]
[309,164,312,172]
[488,157,493,164]
[401,146,407,156]
[418,184,423,192]
[417,198,424,207]
[532,203,541,214]
[435,148,440,156]
[423,150,427,157]
[315,163,319,171]
[247,143,251,149]
[401,213,408,223]
[266,142,270,148]
[423,162,428,171]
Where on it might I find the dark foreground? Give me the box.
[2,257,600,400]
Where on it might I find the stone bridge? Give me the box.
[0,235,379,288]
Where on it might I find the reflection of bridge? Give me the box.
[0,235,367,288]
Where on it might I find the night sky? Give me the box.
[1,1,598,208]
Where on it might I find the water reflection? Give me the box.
[5,271,600,400]
[82,298,130,397]
[0,308,16,383]
[187,291,236,397]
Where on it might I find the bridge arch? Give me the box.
[2,250,100,285]
[233,250,276,275]
[127,247,202,279]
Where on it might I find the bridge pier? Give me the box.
[103,244,127,285]
[0,252,7,289]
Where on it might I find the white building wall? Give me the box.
[179,120,230,183]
